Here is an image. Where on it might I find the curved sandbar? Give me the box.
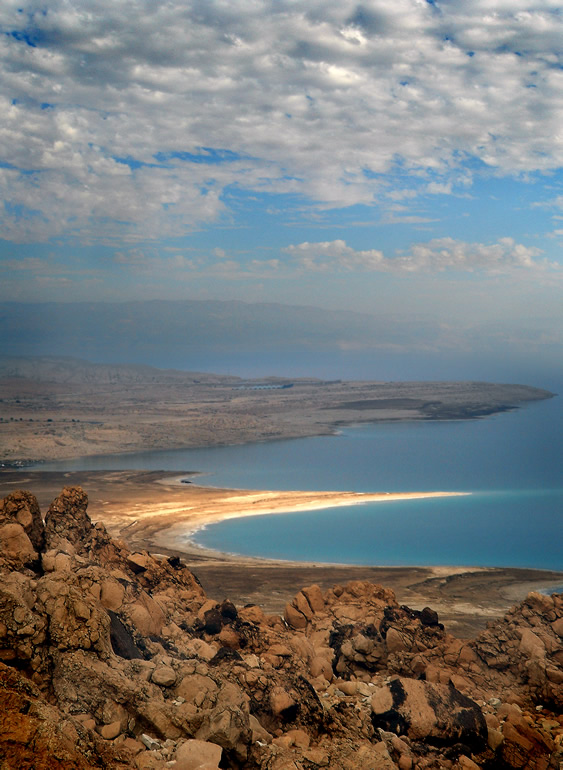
[150,486,469,555]
[2,470,562,637]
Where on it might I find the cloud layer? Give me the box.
[1,0,562,241]
[284,236,548,273]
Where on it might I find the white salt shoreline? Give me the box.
[153,485,470,556]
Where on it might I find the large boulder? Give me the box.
[371,677,488,754]
[44,487,93,551]
[0,490,45,568]
[0,489,45,553]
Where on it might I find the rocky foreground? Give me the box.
[0,488,562,770]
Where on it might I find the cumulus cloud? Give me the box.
[283,236,549,273]
[0,0,562,241]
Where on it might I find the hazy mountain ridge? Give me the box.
[0,299,464,364]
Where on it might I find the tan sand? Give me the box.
[149,487,468,554]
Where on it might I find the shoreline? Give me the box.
[2,469,562,640]
[153,486,470,556]
[0,367,554,466]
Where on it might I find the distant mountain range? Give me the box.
[0,300,559,373]
[0,299,435,363]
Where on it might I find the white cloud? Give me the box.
[1,0,562,241]
[284,240,384,271]
[284,236,549,273]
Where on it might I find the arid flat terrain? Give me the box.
[0,356,553,465]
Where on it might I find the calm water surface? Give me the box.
[37,391,562,569]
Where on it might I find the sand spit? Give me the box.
[151,487,469,554]
[2,469,561,639]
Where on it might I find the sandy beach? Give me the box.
[2,468,561,639]
[147,480,469,553]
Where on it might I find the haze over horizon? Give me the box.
[1,1,562,376]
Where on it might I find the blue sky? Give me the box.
[0,0,562,359]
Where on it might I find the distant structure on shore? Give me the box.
[232,379,342,391]
[233,382,294,391]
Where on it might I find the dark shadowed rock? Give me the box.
[420,606,440,627]
[203,607,223,635]
[219,599,238,621]
[107,610,144,660]
[167,555,181,569]
[371,677,488,754]
[209,646,242,666]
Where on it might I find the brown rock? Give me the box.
[551,617,563,638]
[249,714,272,744]
[386,627,408,653]
[285,728,310,749]
[174,739,222,770]
[176,673,218,704]
[195,689,250,761]
[488,727,504,750]
[371,677,487,752]
[218,626,240,649]
[519,628,546,659]
[54,552,73,571]
[301,584,325,613]
[99,720,122,740]
[0,490,45,553]
[126,553,151,573]
[0,522,37,564]
[100,580,125,611]
[303,748,330,766]
[151,665,176,687]
[44,487,92,550]
[134,754,168,770]
[238,604,265,624]
[185,638,217,661]
[455,757,480,770]
[309,655,332,681]
[127,592,166,636]
[270,686,297,718]
[371,686,394,715]
[337,680,359,696]
[284,602,307,630]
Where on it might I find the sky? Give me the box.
[0,0,562,365]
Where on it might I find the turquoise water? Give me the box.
[193,490,562,569]
[35,391,562,569]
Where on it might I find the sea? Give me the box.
[33,351,563,571]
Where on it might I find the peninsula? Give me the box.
[0,356,553,465]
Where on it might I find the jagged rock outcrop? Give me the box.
[0,487,561,769]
